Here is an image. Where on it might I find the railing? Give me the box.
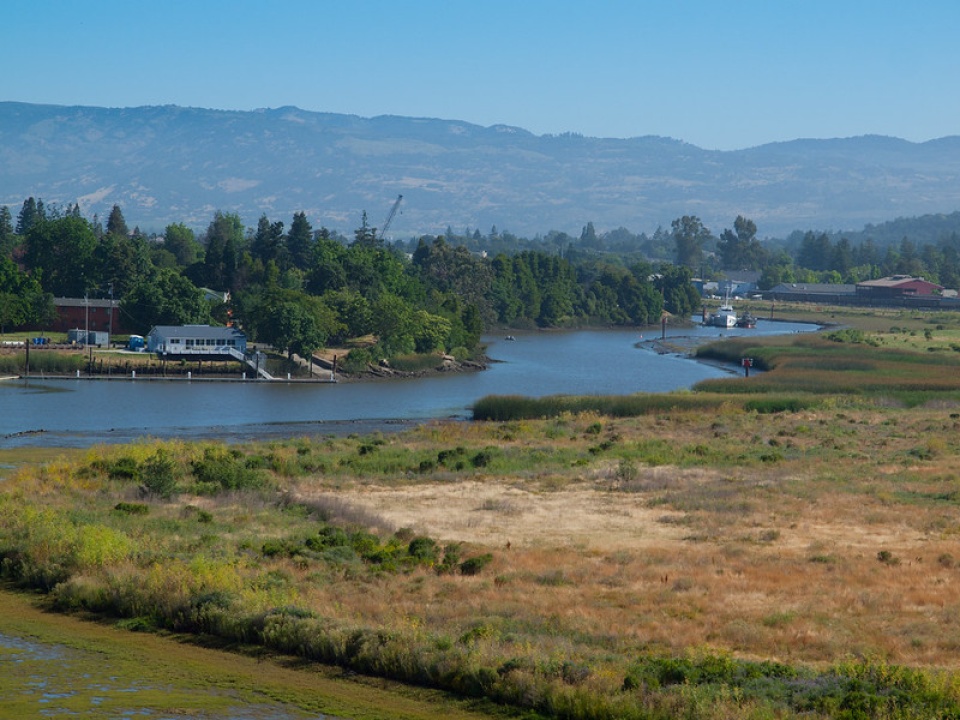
[156,344,275,380]
[228,347,274,380]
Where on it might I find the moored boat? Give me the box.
[736,312,757,328]
[706,301,737,328]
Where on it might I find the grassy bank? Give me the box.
[5,403,960,717]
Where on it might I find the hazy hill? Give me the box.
[1,102,959,239]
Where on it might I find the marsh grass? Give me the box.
[8,379,960,716]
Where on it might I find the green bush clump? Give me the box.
[408,536,439,562]
[470,450,493,468]
[107,456,141,481]
[113,502,149,515]
[341,348,373,373]
[141,449,179,499]
[190,447,266,493]
[459,553,494,576]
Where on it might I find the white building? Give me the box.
[146,325,246,359]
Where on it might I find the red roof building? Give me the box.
[855,276,943,300]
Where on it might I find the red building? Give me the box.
[855,276,943,301]
[52,297,127,334]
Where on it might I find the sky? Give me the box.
[3,0,959,151]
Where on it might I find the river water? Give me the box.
[0,319,815,448]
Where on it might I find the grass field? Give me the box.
[6,306,960,718]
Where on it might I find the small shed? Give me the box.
[68,329,110,346]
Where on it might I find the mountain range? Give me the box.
[1,101,959,239]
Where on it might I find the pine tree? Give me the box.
[106,204,129,238]
[16,197,38,235]
[287,211,314,270]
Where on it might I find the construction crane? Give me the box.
[378,194,403,241]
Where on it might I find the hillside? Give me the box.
[2,102,959,238]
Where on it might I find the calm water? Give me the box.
[0,320,815,448]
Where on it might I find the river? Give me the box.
[0,319,815,449]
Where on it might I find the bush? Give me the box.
[108,456,141,482]
[408,536,439,562]
[470,450,493,468]
[190,447,265,492]
[113,502,149,515]
[460,553,494,576]
[341,348,373,373]
[141,449,178,499]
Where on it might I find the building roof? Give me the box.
[769,283,856,295]
[857,275,942,289]
[148,325,245,340]
[54,297,119,308]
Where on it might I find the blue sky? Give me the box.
[3,0,959,150]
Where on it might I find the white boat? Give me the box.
[706,296,738,328]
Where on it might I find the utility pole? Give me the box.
[108,282,114,343]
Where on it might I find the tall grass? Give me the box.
[471,392,736,421]
[0,351,85,374]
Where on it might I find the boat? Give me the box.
[706,297,737,328]
[736,312,757,329]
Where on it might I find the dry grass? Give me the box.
[286,407,960,669]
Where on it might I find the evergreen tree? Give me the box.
[106,204,130,238]
[251,214,286,267]
[352,211,379,247]
[0,206,13,254]
[202,211,247,291]
[16,197,39,235]
[287,211,314,270]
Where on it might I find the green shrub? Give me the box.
[470,450,493,468]
[437,543,462,574]
[190,447,265,492]
[408,536,439,562]
[141,449,178,499]
[113,502,149,515]
[341,348,373,373]
[306,525,350,550]
[460,553,494,576]
[108,457,141,481]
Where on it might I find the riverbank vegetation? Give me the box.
[7,315,960,718]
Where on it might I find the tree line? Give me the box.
[7,194,959,360]
[0,199,704,362]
